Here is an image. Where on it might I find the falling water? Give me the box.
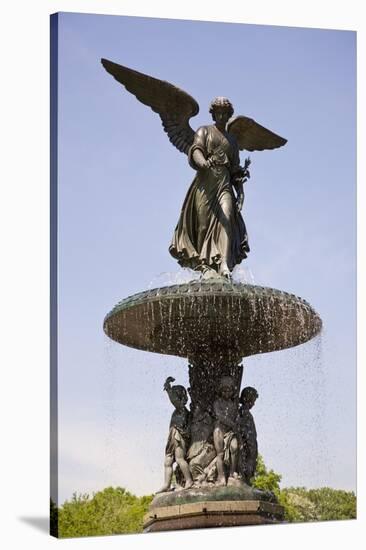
[148,268,200,289]
[232,264,256,284]
[102,333,190,495]
[104,271,324,495]
[102,336,119,488]
[243,331,328,491]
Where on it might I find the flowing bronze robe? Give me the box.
[169,125,249,271]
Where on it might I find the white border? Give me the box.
[0,1,364,549]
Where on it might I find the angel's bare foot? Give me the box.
[219,261,231,280]
[201,264,219,280]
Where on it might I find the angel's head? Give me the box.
[209,97,234,124]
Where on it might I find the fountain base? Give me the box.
[143,485,284,532]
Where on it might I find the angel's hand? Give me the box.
[242,168,250,182]
[198,158,214,170]
[192,149,212,170]
[236,192,244,212]
[196,159,214,170]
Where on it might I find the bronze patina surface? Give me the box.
[101,59,287,279]
[103,280,322,360]
[101,60,322,533]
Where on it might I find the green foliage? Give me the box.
[53,460,356,537]
[57,487,153,538]
[252,454,282,495]
[251,455,356,523]
[280,487,356,522]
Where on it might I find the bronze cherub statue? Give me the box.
[101,59,287,279]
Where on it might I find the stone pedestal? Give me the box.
[143,485,284,533]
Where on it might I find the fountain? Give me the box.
[104,280,321,530]
[101,59,322,532]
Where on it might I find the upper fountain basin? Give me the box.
[103,280,322,361]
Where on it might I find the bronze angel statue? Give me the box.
[101,59,287,280]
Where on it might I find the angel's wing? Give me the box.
[227,115,287,152]
[101,59,199,155]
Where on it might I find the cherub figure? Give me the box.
[157,377,193,493]
[213,376,240,486]
[237,386,259,485]
[186,399,216,485]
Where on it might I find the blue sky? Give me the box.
[55,12,356,503]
